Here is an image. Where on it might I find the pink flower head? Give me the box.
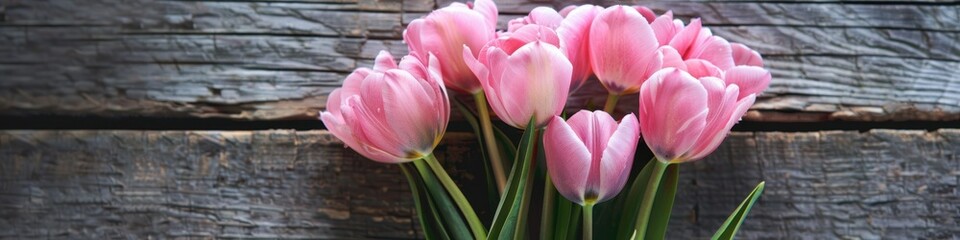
[589,5,663,95]
[320,51,450,163]
[651,15,766,69]
[544,110,640,205]
[638,68,769,163]
[403,0,498,94]
[463,27,572,129]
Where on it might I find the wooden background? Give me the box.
[0,0,958,239]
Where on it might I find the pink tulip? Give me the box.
[543,110,640,205]
[403,0,498,94]
[556,5,602,92]
[320,51,450,163]
[589,5,663,94]
[638,68,768,163]
[463,31,572,128]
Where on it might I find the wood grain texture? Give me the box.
[0,0,958,121]
[1,129,958,239]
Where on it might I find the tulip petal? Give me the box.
[688,34,734,70]
[732,43,764,67]
[688,94,756,161]
[639,68,708,160]
[685,59,722,78]
[499,42,572,127]
[382,70,438,154]
[426,54,451,139]
[557,5,601,91]
[659,46,686,71]
[590,6,660,94]
[321,90,357,151]
[339,96,406,163]
[634,6,656,23]
[669,18,702,58]
[528,7,564,29]
[399,55,427,80]
[685,77,741,161]
[471,0,499,29]
[544,116,592,205]
[650,12,679,46]
[336,68,372,114]
[598,113,640,201]
[504,24,561,52]
[403,20,426,60]
[462,45,489,86]
[559,5,577,17]
[373,51,397,71]
[349,75,406,156]
[724,66,772,99]
[481,46,517,124]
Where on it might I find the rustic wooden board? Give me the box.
[1,129,958,239]
[0,0,957,121]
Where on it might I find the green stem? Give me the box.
[633,160,671,239]
[602,93,620,114]
[513,127,540,240]
[399,164,446,240]
[540,175,556,240]
[420,155,487,239]
[474,92,507,193]
[583,204,594,240]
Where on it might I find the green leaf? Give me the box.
[614,158,657,240]
[454,97,516,207]
[712,181,765,240]
[487,118,538,240]
[539,175,556,240]
[399,164,447,240]
[454,98,502,208]
[566,204,582,240]
[412,160,473,240]
[644,164,680,240]
[551,192,573,240]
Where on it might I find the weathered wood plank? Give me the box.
[482,0,960,32]
[572,55,960,121]
[1,0,958,121]
[1,129,957,239]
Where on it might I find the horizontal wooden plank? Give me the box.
[572,55,960,121]
[478,1,960,31]
[1,129,958,239]
[1,0,958,121]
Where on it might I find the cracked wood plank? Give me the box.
[0,0,957,121]
[0,129,957,239]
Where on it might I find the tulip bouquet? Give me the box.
[320,0,772,239]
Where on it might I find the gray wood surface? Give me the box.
[1,129,957,239]
[1,0,957,121]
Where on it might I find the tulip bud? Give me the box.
[543,110,640,205]
[320,51,450,163]
[403,0,498,94]
[589,5,663,95]
[463,29,572,129]
[638,68,769,163]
